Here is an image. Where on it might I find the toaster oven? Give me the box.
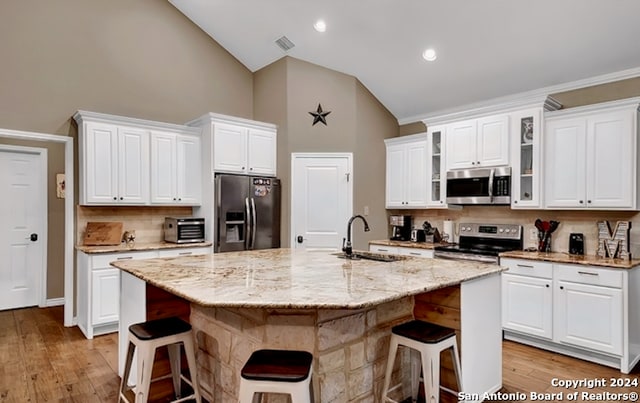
[164,217,205,243]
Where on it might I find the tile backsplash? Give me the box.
[394,206,640,257]
[77,206,193,244]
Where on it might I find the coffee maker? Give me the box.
[390,215,411,241]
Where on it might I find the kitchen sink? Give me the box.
[334,251,405,262]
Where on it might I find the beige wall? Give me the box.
[254,57,398,249]
[551,77,640,108]
[0,0,254,300]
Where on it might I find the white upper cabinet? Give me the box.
[385,134,428,208]
[80,121,149,205]
[510,108,543,208]
[426,126,447,207]
[545,99,639,210]
[213,123,249,173]
[75,110,201,206]
[247,128,277,175]
[477,114,510,167]
[190,113,277,177]
[150,131,202,205]
[445,114,509,170]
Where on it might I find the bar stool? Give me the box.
[238,349,314,403]
[381,320,462,403]
[119,316,201,403]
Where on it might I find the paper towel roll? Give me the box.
[443,219,454,243]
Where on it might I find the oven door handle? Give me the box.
[434,251,498,264]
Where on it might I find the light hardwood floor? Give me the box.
[1,307,638,402]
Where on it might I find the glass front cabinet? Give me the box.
[426,125,448,207]
[510,108,542,208]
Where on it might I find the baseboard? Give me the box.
[45,297,65,307]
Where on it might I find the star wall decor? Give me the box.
[309,103,331,126]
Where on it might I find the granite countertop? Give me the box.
[500,250,640,269]
[369,239,450,249]
[111,248,504,309]
[76,241,213,254]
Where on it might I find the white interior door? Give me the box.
[291,154,352,250]
[0,147,46,310]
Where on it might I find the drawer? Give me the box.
[91,251,158,269]
[555,264,623,288]
[157,247,212,258]
[368,245,399,255]
[501,258,553,279]
[398,247,433,259]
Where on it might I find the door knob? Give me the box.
[29,233,38,242]
[297,235,304,244]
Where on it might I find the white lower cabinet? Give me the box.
[502,260,553,339]
[501,258,637,373]
[91,268,121,326]
[77,246,211,339]
[554,264,623,355]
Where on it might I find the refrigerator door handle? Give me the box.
[250,198,257,249]
[245,197,252,250]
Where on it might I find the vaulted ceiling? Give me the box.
[170,0,640,123]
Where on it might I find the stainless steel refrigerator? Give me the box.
[214,174,281,252]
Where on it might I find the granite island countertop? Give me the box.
[369,239,450,249]
[76,241,212,254]
[110,248,504,309]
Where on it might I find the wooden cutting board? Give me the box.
[83,222,123,246]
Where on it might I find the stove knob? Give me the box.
[499,228,504,233]
[465,227,471,231]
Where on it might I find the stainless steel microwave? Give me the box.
[446,167,511,205]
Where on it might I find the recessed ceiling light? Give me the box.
[422,48,437,62]
[314,20,327,33]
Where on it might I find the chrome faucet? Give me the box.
[342,215,370,257]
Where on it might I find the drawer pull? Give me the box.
[178,252,193,256]
[409,252,421,256]
[517,264,534,269]
[578,271,598,276]
[378,248,388,252]
[117,256,133,260]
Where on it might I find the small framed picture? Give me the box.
[56,173,65,198]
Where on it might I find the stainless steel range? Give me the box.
[433,223,523,263]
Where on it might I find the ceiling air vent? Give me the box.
[275,36,295,52]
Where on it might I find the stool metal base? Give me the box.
[382,322,462,403]
[119,319,201,403]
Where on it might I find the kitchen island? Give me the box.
[112,248,504,402]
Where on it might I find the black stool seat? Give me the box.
[241,349,313,383]
[392,320,455,344]
[129,317,192,340]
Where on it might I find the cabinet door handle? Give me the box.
[545,284,549,288]
[560,286,564,290]
[587,200,592,204]
[113,197,117,201]
[579,200,584,204]
[117,256,133,260]
[578,271,598,276]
